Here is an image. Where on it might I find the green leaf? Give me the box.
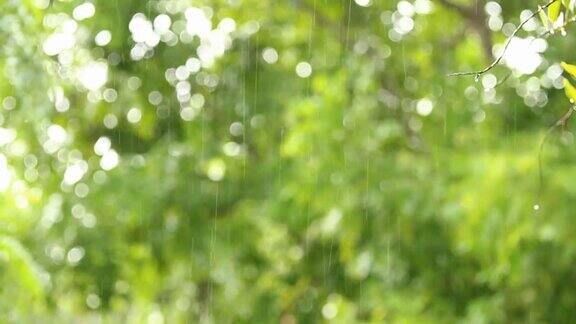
[563,78,576,103]
[548,0,562,23]
[539,5,551,29]
[561,62,576,78]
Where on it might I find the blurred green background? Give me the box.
[2,0,576,322]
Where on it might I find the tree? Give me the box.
[2,0,576,322]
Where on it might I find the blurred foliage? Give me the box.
[2,0,576,322]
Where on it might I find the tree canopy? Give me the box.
[2,0,576,322]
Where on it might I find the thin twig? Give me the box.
[538,16,576,38]
[494,70,512,88]
[538,105,576,199]
[448,0,560,79]
[525,14,576,59]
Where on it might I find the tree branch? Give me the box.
[538,105,576,199]
[447,0,560,79]
[436,0,493,60]
[539,15,576,38]
[435,0,475,19]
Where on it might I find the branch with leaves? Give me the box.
[448,0,576,107]
[448,0,561,79]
